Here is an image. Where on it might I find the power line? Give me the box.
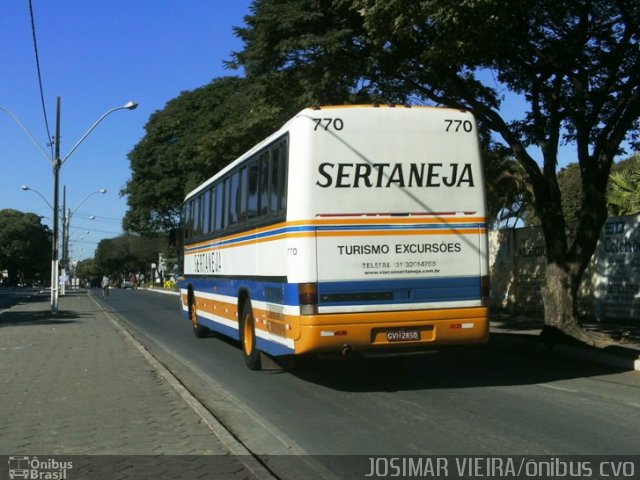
[28,0,53,158]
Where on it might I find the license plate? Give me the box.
[386,328,420,342]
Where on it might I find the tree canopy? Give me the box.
[0,209,51,285]
[122,76,286,235]
[607,153,640,216]
[93,234,169,280]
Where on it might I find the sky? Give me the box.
[1,0,252,260]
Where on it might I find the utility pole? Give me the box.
[60,186,67,296]
[51,97,61,313]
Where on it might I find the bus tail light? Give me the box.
[481,275,490,306]
[299,283,318,315]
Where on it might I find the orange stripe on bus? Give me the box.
[186,217,487,249]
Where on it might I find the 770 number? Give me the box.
[444,119,473,132]
[313,118,344,131]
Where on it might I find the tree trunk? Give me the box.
[541,263,614,348]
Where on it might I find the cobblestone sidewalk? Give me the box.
[0,291,256,479]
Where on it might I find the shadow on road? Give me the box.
[287,343,628,393]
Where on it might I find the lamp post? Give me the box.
[66,233,87,290]
[3,98,138,313]
[61,188,106,294]
[20,185,53,210]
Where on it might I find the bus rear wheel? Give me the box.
[240,300,262,370]
[189,290,209,338]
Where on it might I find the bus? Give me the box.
[180,105,489,369]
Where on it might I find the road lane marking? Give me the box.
[536,383,579,393]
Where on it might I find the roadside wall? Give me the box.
[489,214,640,320]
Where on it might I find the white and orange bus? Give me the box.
[180,105,489,369]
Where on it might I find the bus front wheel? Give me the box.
[240,300,262,370]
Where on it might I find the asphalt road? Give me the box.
[94,288,640,479]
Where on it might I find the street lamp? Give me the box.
[21,185,53,210]
[0,106,52,162]
[3,98,138,313]
[61,188,107,294]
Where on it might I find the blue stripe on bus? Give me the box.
[199,316,240,341]
[256,338,295,356]
[317,277,482,306]
[183,276,481,308]
[185,277,299,305]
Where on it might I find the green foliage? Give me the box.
[556,156,640,225]
[227,0,377,106]
[557,163,583,228]
[0,209,51,285]
[94,234,169,278]
[122,76,285,235]
[607,154,640,216]
[484,145,536,227]
[74,258,99,284]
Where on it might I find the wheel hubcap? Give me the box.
[244,314,254,354]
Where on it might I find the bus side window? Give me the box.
[214,181,225,231]
[229,171,240,226]
[210,186,216,232]
[280,141,288,212]
[239,166,248,222]
[202,188,211,234]
[183,202,192,240]
[247,159,259,219]
[193,194,202,237]
[223,177,230,229]
[271,141,287,214]
[259,152,271,217]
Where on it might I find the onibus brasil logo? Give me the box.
[8,456,73,480]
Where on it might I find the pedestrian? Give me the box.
[101,275,110,299]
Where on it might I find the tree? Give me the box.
[94,234,169,282]
[485,148,536,228]
[74,258,100,286]
[607,153,640,216]
[122,76,285,235]
[0,209,51,285]
[558,155,640,224]
[227,0,376,107]
[557,163,583,228]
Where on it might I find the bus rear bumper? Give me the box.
[295,307,489,355]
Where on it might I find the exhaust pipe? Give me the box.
[340,344,352,356]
